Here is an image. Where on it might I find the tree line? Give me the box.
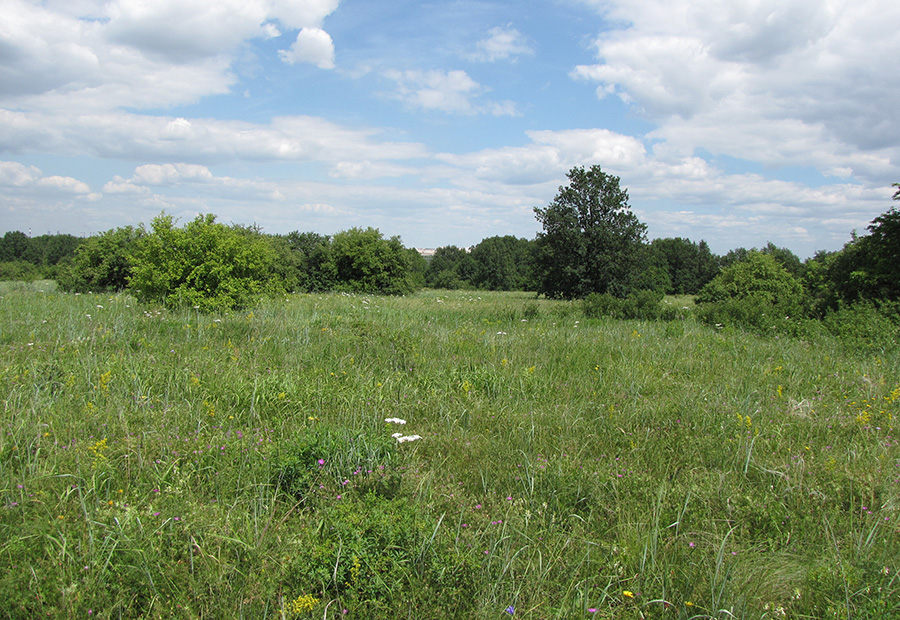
[1,167,897,323]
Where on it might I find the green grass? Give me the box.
[0,288,898,619]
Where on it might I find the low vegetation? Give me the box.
[1,287,897,618]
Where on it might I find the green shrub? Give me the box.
[57,226,142,292]
[331,227,419,295]
[696,251,807,333]
[129,213,281,311]
[582,289,677,320]
[821,301,900,350]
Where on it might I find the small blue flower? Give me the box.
[505,605,515,615]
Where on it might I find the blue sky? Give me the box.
[2,0,898,257]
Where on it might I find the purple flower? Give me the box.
[506,605,515,615]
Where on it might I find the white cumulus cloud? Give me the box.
[471,26,534,62]
[383,69,518,116]
[279,27,336,69]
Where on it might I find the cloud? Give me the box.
[130,163,216,185]
[0,110,427,165]
[383,69,518,115]
[470,26,534,62]
[0,0,342,111]
[572,0,900,185]
[0,161,90,194]
[279,28,335,69]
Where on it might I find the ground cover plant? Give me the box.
[0,287,898,619]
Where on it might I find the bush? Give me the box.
[695,251,807,333]
[57,226,142,292]
[821,301,900,350]
[694,296,813,336]
[331,227,419,295]
[583,289,678,321]
[129,213,281,311]
[0,260,43,282]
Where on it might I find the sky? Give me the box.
[1,0,898,258]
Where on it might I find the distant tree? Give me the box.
[469,235,535,291]
[722,243,803,278]
[0,231,29,262]
[534,166,648,299]
[804,188,900,310]
[761,242,804,278]
[425,245,476,289]
[858,202,900,301]
[405,247,428,290]
[58,226,142,292]
[37,234,82,266]
[330,227,418,295]
[650,237,719,294]
[284,231,338,292]
[129,213,281,311]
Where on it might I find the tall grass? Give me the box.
[0,288,897,618]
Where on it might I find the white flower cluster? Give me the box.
[385,418,421,443]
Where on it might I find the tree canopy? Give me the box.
[533,165,649,299]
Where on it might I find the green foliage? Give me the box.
[0,230,30,262]
[802,192,900,327]
[330,227,418,295]
[534,165,649,299]
[281,230,338,292]
[697,251,803,306]
[129,213,281,311]
[696,251,807,333]
[468,235,536,291]
[425,245,476,289]
[583,289,679,321]
[0,260,43,281]
[0,232,83,281]
[57,226,142,292]
[820,301,900,350]
[651,237,720,294]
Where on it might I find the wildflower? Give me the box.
[287,593,319,615]
[385,417,407,424]
[623,590,634,599]
[505,605,515,615]
[396,434,422,443]
[588,609,597,613]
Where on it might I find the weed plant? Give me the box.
[1,288,898,618]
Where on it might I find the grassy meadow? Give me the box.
[1,286,898,619]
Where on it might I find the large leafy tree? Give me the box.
[533,165,648,299]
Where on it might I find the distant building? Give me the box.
[416,248,437,258]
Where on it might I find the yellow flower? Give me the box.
[623,590,634,599]
[287,594,319,615]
